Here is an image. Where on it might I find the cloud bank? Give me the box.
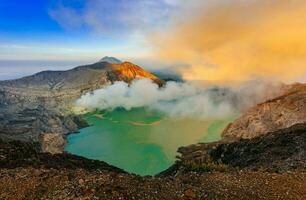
[151,0,306,82]
[75,79,283,119]
[49,0,177,35]
[50,0,306,83]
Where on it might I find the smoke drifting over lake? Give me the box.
[75,79,283,119]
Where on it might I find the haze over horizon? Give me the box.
[1,0,306,82]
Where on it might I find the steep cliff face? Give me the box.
[0,60,163,153]
[222,83,306,141]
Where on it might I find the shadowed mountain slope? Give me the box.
[0,61,162,90]
[0,60,163,153]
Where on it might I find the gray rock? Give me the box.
[0,61,162,153]
[222,84,306,141]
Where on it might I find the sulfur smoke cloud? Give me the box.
[151,0,306,82]
[75,79,283,119]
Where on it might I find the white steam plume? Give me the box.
[75,79,283,119]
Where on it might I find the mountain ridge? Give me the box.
[0,60,163,153]
[0,61,163,90]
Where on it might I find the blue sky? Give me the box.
[0,0,177,62]
[0,0,180,79]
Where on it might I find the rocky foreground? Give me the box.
[1,168,305,200]
[0,121,305,200]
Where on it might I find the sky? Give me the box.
[0,0,168,61]
[0,0,175,79]
[0,0,180,79]
[0,0,306,82]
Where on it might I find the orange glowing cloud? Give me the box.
[151,0,306,82]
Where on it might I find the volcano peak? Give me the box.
[109,62,164,86]
[99,56,122,64]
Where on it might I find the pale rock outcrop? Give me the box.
[40,133,66,154]
[222,83,306,140]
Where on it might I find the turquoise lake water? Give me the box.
[65,108,231,176]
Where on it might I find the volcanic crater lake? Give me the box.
[65,108,231,176]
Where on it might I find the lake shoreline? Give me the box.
[65,108,231,176]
